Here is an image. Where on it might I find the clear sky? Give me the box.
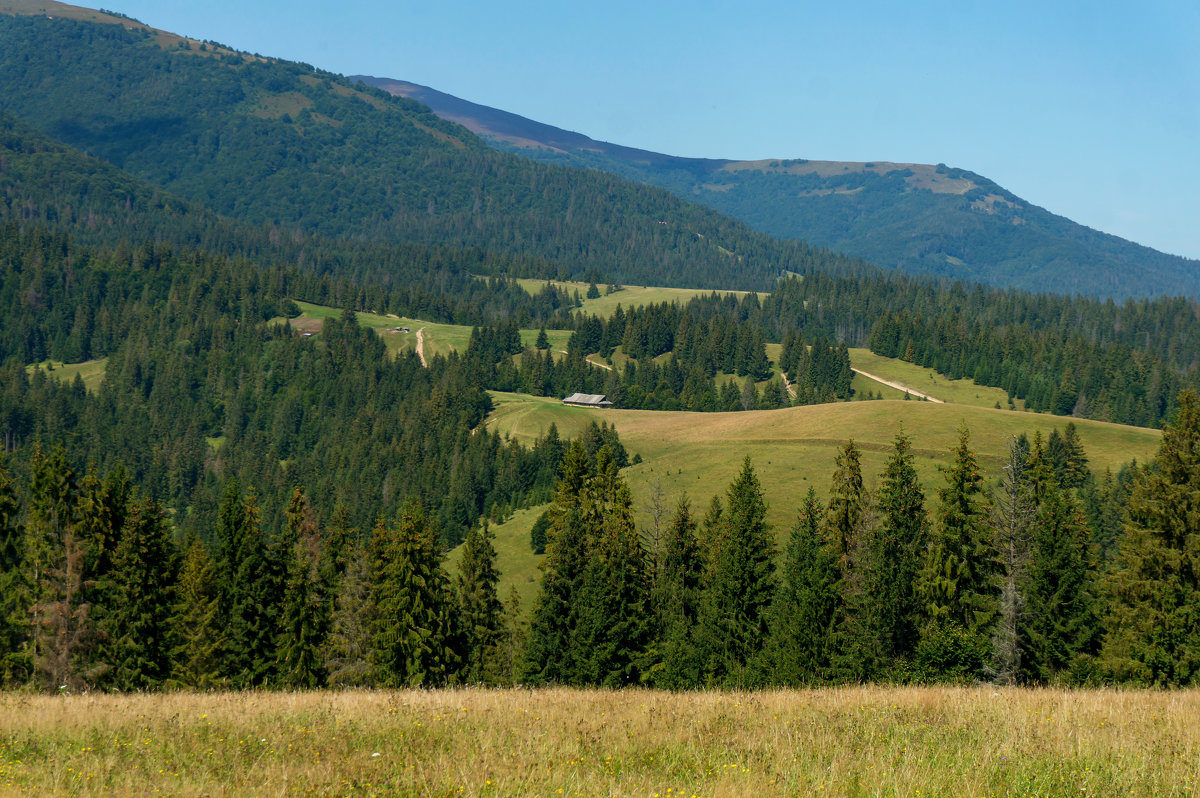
[75,0,1200,260]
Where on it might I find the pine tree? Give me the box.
[569,449,649,686]
[324,538,376,687]
[169,535,224,688]
[456,520,504,683]
[765,488,838,684]
[525,441,592,684]
[225,493,280,686]
[370,502,459,686]
[914,427,997,679]
[648,496,704,688]
[1100,390,1200,685]
[535,326,550,350]
[101,496,176,690]
[1022,483,1097,683]
[871,431,928,664]
[824,440,872,679]
[697,457,775,686]
[989,436,1037,685]
[276,488,329,688]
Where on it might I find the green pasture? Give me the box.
[25,358,109,393]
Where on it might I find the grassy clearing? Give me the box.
[446,504,545,611]
[848,348,1018,408]
[24,358,108,393]
[512,277,754,317]
[2,686,1197,796]
[486,393,1159,537]
[280,301,572,359]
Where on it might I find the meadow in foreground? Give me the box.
[2,686,1198,797]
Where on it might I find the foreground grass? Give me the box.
[2,686,1198,796]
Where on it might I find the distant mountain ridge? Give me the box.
[354,76,1200,300]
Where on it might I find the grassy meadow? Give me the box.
[24,358,108,393]
[3,686,1198,796]
[512,277,755,318]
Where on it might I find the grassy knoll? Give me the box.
[24,358,108,393]
[486,393,1159,536]
[3,686,1198,796]
[848,347,1018,408]
[513,277,753,317]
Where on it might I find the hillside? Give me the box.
[0,4,874,291]
[356,76,1200,300]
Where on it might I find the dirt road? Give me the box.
[852,369,944,403]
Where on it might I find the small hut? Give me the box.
[562,393,613,408]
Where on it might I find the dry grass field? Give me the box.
[2,686,1198,796]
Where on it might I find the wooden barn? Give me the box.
[562,393,613,408]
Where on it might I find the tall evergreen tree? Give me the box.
[1022,483,1097,682]
[169,535,224,688]
[370,502,459,686]
[525,441,592,684]
[1101,390,1200,685]
[0,456,25,685]
[456,520,504,683]
[569,449,649,686]
[648,496,705,689]
[914,427,997,679]
[697,457,775,685]
[101,496,176,690]
[323,538,376,687]
[277,488,329,688]
[989,436,1037,685]
[870,431,928,664]
[225,493,280,686]
[765,488,838,684]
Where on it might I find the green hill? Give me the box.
[476,392,1159,607]
[0,4,870,292]
[357,76,1200,300]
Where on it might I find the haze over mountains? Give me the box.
[356,76,1200,300]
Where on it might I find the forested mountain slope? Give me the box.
[356,76,1200,300]
[0,6,873,291]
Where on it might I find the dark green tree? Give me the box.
[1022,483,1097,683]
[456,520,505,683]
[101,496,176,690]
[648,496,704,688]
[1100,391,1200,685]
[168,535,224,689]
[370,502,459,686]
[276,488,329,688]
[764,488,838,684]
[696,456,775,685]
[870,430,928,664]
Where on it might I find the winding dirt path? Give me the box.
[415,327,428,367]
[852,368,944,403]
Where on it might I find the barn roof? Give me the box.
[562,393,612,406]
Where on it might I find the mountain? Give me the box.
[0,5,877,292]
[354,77,1200,300]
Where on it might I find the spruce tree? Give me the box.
[101,496,176,690]
[225,493,280,686]
[871,431,928,664]
[1022,483,1097,683]
[765,488,838,685]
[169,535,224,688]
[697,457,775,686]
[324,538,376,686]
[914,427,997,679]
[649,497,704,689]
[525,441,592,684]
[277,488,329,688]
[989,436,1037,685]
[569,449,649,686]
[370,502,459,686]
[456,520,504,683]
[1100,391,1200,684]
[0,457,25,685]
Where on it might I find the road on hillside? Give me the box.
[852,369,945,403]
[416,327,428,367]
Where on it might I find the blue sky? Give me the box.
[77,0,1199,260]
